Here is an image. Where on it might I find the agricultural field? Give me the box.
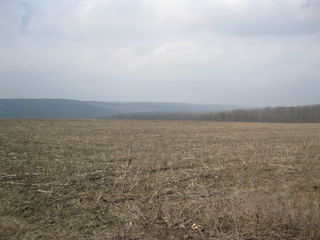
[1,119,320,240]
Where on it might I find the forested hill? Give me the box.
[2,99,318,122]
[124,104,320,123]
[0,99,243,119]
[0,99,117,119]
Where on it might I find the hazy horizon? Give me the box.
[0,97,250,107]
[1,0,319,106]
[2,97,320,109]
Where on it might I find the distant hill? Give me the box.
[1,99,318,122]
[0,99,118,119]
[0,99,246,119]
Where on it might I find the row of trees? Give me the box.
[201,104,320,122]
[121,104,320,123]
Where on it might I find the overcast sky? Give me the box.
[0,0,319,106]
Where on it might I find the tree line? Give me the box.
[121,104,320,123]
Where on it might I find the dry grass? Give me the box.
[0,119,320,240]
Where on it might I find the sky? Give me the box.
[0,0,319,107]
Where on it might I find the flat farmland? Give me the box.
[1,120,320,240]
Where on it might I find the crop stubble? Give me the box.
[0,119,320,239]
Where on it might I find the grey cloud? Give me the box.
[198,1,320,37]
[0,0,319,106]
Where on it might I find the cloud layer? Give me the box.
[1,0,319,106]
